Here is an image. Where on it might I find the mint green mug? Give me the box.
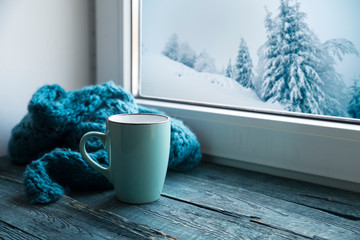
[79,113,171,204]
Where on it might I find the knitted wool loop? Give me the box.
[8,82,201,204]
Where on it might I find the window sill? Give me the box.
[1,155,359,239]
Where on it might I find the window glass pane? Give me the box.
[140,0,360,119]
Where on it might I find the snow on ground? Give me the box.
[141,52,284,111]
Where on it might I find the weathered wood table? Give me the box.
[0,155,359,239]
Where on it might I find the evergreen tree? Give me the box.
[162,33,198,69]
[317,39,358,116]
[260,0,358,116]
[261,0,324,114]
[234,38,254,89]
[348,77,360,119]
[263,9,280,60]
[194,50,216,73]
[178,42,197,68]
[162,33,180,61]
[256,9,279,95]
[225,58,234,79]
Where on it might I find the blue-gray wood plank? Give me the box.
[0,156,359,240]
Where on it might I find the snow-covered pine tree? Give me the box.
[194,50,216,73]
[348,77,360,119]
[225,58,234,79]
[260,0,359,116]
[317,39,358,116]
[260,7,284,102]
[261,0,326,114]
[234,38,254,89]
[162,34,198,69]
[178,42,197,68]
[263,9,280,61]
[162,33,180,61]
[255,9,278,96]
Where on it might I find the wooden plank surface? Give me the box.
[0,166,303,239]
[188,163,360,218]
[1,156,360,240]
[0,220,40,240]
[0,174,175,240]
[162,170,360,239]
[72,189,305,240]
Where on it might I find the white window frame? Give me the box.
[96,0,360,192]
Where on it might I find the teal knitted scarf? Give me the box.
[8,82,201,204]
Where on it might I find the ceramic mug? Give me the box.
[79,113,171,204]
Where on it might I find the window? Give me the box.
[140,0,360,122]
[96,0,360,192]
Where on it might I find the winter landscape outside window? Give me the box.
[140,0,360,120]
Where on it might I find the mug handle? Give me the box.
[79,131,112,183]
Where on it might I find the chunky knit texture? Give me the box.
[8,82,201,204]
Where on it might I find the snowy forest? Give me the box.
[148,0,360,119]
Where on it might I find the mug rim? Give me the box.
[107,113,171,125]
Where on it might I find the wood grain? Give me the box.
[189,161,360,216]
[1,156,360,240]
[0,220,40,240]
[0,174,175,240]
[73,189,306,240]
[163,172,360,239]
